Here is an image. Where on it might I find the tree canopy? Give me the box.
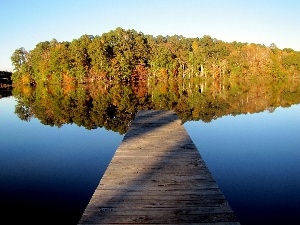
[11,27,300,85]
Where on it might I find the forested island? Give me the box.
[11,27,300,85]
[9,27,300,133]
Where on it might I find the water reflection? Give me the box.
[1,78,300,225]
[12,77,300,132]
[0,97,123,224]
[0,85,12,98]
[184,104,300,225]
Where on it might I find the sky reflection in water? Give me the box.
[0,96,299,225]
[184,104,300,225]
[0,97,124,224]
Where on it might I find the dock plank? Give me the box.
[78,110,240,224]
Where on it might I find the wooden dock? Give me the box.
[78,110,240,224]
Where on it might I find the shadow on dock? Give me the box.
[78,110,240,224]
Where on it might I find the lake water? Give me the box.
[1,94,299,225]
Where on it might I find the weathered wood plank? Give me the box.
[78,110,240,224]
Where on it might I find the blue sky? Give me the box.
[1,0,299,72]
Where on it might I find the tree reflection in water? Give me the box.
[12,77,300,134]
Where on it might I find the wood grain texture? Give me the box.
[78,110,240,224]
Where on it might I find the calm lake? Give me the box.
[1,78,300,225]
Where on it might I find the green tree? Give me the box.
[69,34,93,83]
[282,50,300,75]
[47,39,70,83]
[11,47,28,72]
[27,41,50,84]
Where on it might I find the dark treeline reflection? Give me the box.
[0,85,12,98]
[12,76,300,134]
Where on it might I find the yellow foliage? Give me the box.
[21,75,30,84]
[22,86,31,97]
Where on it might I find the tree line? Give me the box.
[11,27,300,85]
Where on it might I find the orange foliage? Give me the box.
[131,65,148,82]
[63,83,76,96]
[62,72,75,84]
[130,65,149,97]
